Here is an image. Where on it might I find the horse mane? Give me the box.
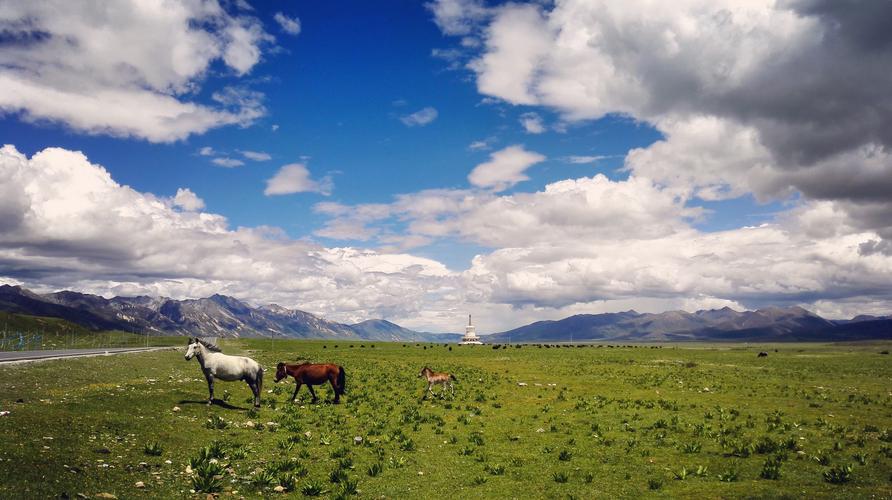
[195,338,222,352]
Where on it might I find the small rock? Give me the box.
[244,421,255,429]
[304,431,312,438]
[417,471,424,475]
[536,428,545,433]
[172,406,181,412]
[273,485,285,493]
[353,436,363,445]
[95,494,117,499]
[134,481,145,488]
[517,382,528,387]
[164,460,172,465]
[0,411,9,417]
[185,465,193,474]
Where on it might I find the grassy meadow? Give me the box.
[0,339,890,498]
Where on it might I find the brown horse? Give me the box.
[274,362,346,404]
[419,366,457,399]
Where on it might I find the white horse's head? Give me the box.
[184,338,201,360]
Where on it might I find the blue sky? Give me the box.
[1,1,890,331]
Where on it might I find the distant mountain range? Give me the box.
[1,284,889,342]
[487,306,892,342]
[0,285,459,342]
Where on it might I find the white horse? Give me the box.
[184,338,264,408]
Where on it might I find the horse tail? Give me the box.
[337,366,346,395]
[450,374,458,382]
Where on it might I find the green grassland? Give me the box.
[1,339,891,499]
[0,312,182,351]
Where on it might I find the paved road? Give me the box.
[0,346,174,363]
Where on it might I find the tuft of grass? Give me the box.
[143,441,163,456]
[301,479,325,496]
[552,471,569,483]
[823,464,854,484]
[648,478,663,490]
[191,461,224,493]
[471,475,488,486]
[717,468,739,482]
[484,463,505,475]
[205,415,228,430]
[366,462,384,477]
[760,457,782,480]
[558,449,573,461]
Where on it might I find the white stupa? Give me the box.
[460,314,483,344]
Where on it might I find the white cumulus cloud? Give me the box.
[265,163,332,196]
[468,145,545,191]
[0,0,272,142]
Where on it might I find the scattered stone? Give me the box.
[417,471,424,475]
[244,421,255,429]
[0,411,9,417]
[273,485,285,493]
[164,460,172,465]
[138,462,148,468]
[536,428,545,433]
[304,431,312,438]
[134,481,145,488]
[172,406,181,412]
[517,382,528,387]
[185,465,193,475]
[353,436,363,445]
[95,494,117,499]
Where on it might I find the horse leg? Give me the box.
[291,381,301,403]
[205,374,215,405]
[450,381,455,397]
[329,375,340,404]
[307,384,318,403]
[426,382,434,399]
[247,378,260,408]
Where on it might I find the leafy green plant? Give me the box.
[823,464,854,484]
[252,469,277,488]
[339,478,359,496]
[366,462,383,477]
[552,471,569,483]
[191,461,224,493]
[484,463,505,475]
[278,472,298,491]
[648,478,663,490]
[760,457,782,480]
[558,449,573,461]
[673,466,689,480]
[205,415,228,430]
[329,468,348,484]
[812,450,831,466]
[301,479,325,496]
[399,438,416,452]
[682,441,702,454]
[143,441,163,456]
[471,475,488,485]
[717,468,739,482]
